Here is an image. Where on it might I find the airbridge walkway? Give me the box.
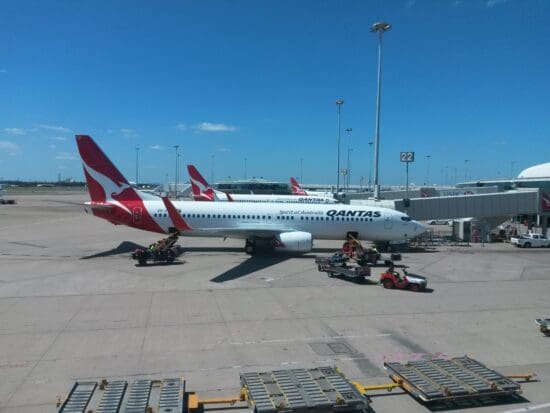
[351,188,550,233]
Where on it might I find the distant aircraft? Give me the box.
[76,135,425,254]
[188,164,338,204]
[290,177,335,198]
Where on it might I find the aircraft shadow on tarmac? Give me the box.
[81,241,146,259]
[210,254,292,283]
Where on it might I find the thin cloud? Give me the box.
[120,128,137,138]
[405,0,416,8]
[4,127,25,135]
[452,0,463,6]
[195,122,236,132]
[0,69,7,74]
[176,123,187,131]
[149,144,164,150]
[50,136,67,141]
[49,144,56,149]
[0,141,20,155]
[55,152,78,160]
[36,124,73,133]
[216,147,231,153]
[487,0,509,7]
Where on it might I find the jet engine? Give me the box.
[273,231,313,252]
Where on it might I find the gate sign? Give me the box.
[400,152,415,163]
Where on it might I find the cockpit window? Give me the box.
[401,216,412,222]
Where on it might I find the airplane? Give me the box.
[290,177,335,198]
[76,135,426,254]
[188,164,338,204]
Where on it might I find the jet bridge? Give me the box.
[351,189,542,221]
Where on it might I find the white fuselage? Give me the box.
[213,190,338,204]
[143,199,424,241]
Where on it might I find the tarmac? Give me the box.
[1,193,549,413]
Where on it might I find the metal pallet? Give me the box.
[58,378,183,413]
[240,366,369,413]
[58,381,97,413]
[384,356,521,403]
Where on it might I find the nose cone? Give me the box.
[412,220,427,236]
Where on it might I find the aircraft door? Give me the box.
[133,207,142,225]
[384,214,393,230]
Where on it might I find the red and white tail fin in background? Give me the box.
[187,165,217,201]
[290,177,307,195]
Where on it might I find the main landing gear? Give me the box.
[245,239,256,255]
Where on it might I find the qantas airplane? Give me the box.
[76,135,425,254]
[188,164,338,204]
[290,177,335,198]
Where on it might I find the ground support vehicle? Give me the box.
[535,319,550,336]
[379,268,427,292]
[132,234,183,265]
[315,254,371,282]
[342,239,400,266]
[510,233,550,248]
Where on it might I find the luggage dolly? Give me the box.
[315,254,371,283]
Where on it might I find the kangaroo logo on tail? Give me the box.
[290,177,307,195]
[187,165,218,201]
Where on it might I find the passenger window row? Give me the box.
[152,212,373,222]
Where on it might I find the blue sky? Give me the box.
[1,0,549,186]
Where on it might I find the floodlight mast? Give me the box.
[370,21,391,200]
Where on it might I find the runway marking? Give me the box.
[500,402,550,413]
[230,333,391,346]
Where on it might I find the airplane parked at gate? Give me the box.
[188,165,338,204]
[290,177,335,198]
[76,135,425,254]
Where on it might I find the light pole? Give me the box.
[173,145,179,198]
[426,154,431,185]
[211,154,215,184]
[135,147,140,186]
[335,98,344,192]
[368,141,373,192]
[464,159,469,182]
[345,128,353,189]
[371,21,391,200]
[346,148,353,190]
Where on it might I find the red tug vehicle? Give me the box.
[379,266,427,292]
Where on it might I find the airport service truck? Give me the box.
[510,233,550,248]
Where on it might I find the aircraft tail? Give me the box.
[76,135,139,203]
[187,165,217,201]
[290,177,307,195]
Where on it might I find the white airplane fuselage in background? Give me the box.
[76,135,426,253]
[188,165,338,204]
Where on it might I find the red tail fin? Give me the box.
[290,177,307,195]
[187,165,216,201]
[76,135,139,203]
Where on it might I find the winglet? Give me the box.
[161,197,193,232]
[290,177,307,195]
